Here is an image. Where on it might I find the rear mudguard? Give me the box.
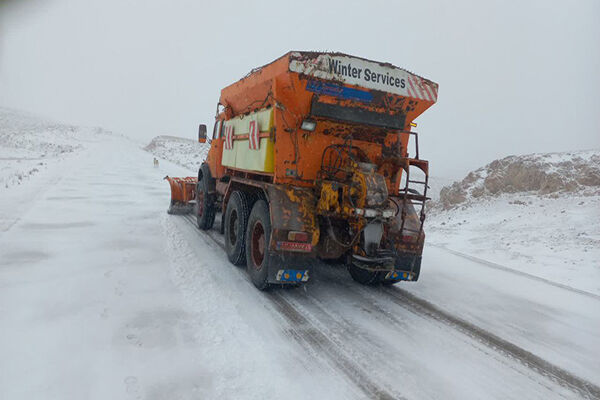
[264,184,319,253]
[263,184,319,284]
[394,252,422,281]
[386,197,425,280]
[265,252,318,285]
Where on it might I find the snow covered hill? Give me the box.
[438,150,600,209]
[0,107,113,190]
[426,175,455,201]
[428,150,600,295]
[144,135,209,172]
[0,108,122,233]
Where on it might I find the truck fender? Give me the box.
[264,184,320,252]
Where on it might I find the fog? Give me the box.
[1,0,599,178]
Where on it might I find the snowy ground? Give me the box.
[0,108,121,233]
[1,112,599,399]
[428,148,600,296]
[0,107,79,189]
[144,135,209,172]
[0,107,117,190]
[427,194,600,296]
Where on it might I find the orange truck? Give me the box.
[165,51,438,290]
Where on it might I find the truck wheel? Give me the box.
[245,200,271,290]
[196,165,215,230]
[347,262,379,285]
[225,191,250,266]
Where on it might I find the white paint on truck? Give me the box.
[289,52,438,102]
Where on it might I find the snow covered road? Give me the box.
[1,135,599,399]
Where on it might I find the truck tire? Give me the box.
[225,190,250,266]
[347,262,379,285]
[245,200,271,290]
[196,164,215,230]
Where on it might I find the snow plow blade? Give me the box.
[164,176,197,214]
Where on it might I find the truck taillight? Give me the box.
[288,231,309,242]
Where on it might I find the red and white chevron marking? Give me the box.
[406,75,438,103]
[224,125,234,150]
[248,119,260,150]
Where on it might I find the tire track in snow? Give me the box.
[301,270,600,399]
[430,243,600,301]
[180,214,399,399]
[379,286,600,400]
[308,267,600,399]
[179,214,600,399]
[269,293,400,400]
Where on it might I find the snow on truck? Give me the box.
[165,51,438,290]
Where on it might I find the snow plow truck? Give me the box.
[165,51,438,290]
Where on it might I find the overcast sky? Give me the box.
[1,0,599,178]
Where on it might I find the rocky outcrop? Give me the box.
[439,150,600,209]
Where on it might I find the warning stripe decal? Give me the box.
[422,83,434,102]
[248,119,260,150]
[406,75,437,103]
[407,76,419,100]
[224,125,234,150]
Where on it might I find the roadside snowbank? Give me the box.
[429,150,600,295]
[428,193,600,294]
[0,107,113,190]
[0,108,121,232]
[144,135,209,172]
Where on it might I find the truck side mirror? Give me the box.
[198,124,207,143]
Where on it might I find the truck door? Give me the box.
[207,119,225,179]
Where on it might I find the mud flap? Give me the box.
[263,185,320,254]
[393,253,421,281]
[266,251,316,285]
